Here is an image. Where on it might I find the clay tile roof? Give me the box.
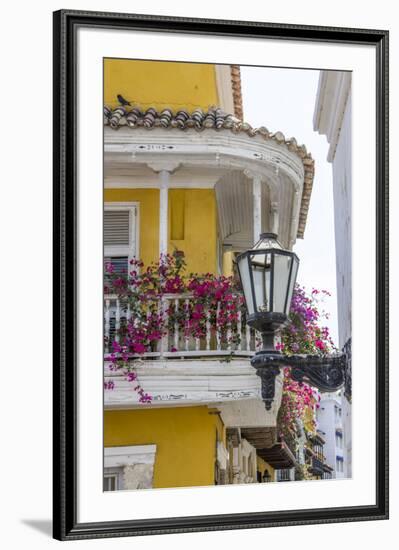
[230,65,244,120]
[104,105,314,238]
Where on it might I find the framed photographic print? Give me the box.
[53,9,389,540]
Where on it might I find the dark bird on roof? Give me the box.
[117,94,131,106]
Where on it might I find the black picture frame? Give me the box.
[53,9,389,541]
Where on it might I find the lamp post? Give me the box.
[236,233,350,410]
[262,470,272,483]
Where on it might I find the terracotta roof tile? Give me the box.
[230,65,244,120]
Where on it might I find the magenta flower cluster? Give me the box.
[278,285,336,442]
[279,285,336,356]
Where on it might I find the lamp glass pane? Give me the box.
[251,252,271,312]
[273,253,292,313]
[238,255,254,315]
[285,256,299,315]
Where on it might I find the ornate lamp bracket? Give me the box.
[251,351,351,410]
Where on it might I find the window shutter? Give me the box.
[104,204,138,296]
[104,210,130,246]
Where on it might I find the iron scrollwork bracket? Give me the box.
[251,352,285,410]
[251,349,351,410]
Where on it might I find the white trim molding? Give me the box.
[104,445,157,468]
[105,128,304,190]
[313,71,351,163]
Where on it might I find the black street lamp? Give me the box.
[262,470,272,483]
[237,233,350,410]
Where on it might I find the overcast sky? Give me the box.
[240,66,339,346]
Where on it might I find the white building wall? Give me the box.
[317,393,346,479]
[342,391,352,477]
[330,91,352,479]
[313,71,352,478]
[331,93,352,349]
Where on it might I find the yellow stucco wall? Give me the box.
[222,251,234,277]
[169,188,217,275]
[104,406,222,488]
[104,59,219,111]
[209,408,226,447]
[303,405,317,434]
[105,188,217,275]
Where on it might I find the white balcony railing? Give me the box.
[104,293,261,359]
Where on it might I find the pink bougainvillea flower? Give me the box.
[315,339,325,351]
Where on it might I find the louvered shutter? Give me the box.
[104,204,138,279]
[104,210,130,247]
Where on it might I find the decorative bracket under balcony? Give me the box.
[251,350,351,410]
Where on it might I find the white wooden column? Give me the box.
[159,170,169,258]
[252,173,262,245]
[147,162,180,260]
[270,200,280,235]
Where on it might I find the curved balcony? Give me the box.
[104,106,314,252]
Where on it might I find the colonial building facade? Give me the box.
[103,59,315,490]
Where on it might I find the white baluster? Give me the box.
[237,310,242,351]
[185,298,190,351]
[105,298,110,353]
[133,304,139,328]
[174,298,179,351]
[160,297,169,358]
[205,308,211,351]
[227,315,232,351]
[146,304,152,352]
[126,302,131,322]
[115,298,121,342]
[216,302,221,350]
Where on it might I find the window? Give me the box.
[334,405,342,421]
[314,443,323,459]
[335,431,343,449]
[277,469,292,482]
[104,203,139,279]
[104,445,156,491]
[103,474,117,491]
[103,471,120,491]
[104,203,139,347]
[336,457,344,473]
